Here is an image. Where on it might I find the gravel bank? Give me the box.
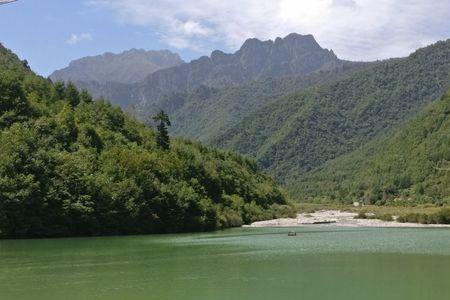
[245,210,450,228]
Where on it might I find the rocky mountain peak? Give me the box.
[50,33,343,108]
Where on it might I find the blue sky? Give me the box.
[1,0,450,77]
[0,0,206,76]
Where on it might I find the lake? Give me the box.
[1,227,450,300]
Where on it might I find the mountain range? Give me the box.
[49,34,450,203]
[50,48,184,89]
[216,40,450,182]
[129,33,346,105]
[51,34,362,107]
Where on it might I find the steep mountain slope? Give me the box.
[50,48,184,84]
[0,44,290,238]
[214,40,450,182]
[131,33,348,108]
[291,90,450,204]
[50,33,367,139]
[54,33,349,109]
[165,62,368,143]
[0,43,30,74]
[70,80,135,109]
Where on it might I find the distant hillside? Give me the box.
[0,43,290,238]
[164,62,368,143]
[214,40,450,184]
[292,90,450,204]
[50,48,184,84]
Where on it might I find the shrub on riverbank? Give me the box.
[356,211,369,219]
[377,213,394,222]
[397,208,450,224]
[355,211,393,222]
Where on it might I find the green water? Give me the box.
[1,227,450,300]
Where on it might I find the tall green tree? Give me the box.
[80,89,93,103]
[153,110,171,150]
[65,82,80,107]
[53,81,66,101]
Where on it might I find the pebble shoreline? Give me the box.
[244,210,450,228]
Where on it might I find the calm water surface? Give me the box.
[1,227,450,300]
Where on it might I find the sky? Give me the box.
[1,0,450,77]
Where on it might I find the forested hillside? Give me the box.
[0,44,290,238]
[160,62,368,143]
[215,40,450,184]
[291,90,450,205]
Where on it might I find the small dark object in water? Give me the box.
[313,221,337,225]
[288,231,297,236]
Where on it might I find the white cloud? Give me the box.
[86,0,450,61]
[66,32,92,45]
[331,0,356,7]
[181,21,212,37]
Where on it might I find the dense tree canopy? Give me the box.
[0,44,291,238]
[292,90,450,205]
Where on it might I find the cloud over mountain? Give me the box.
[66,32,92,45]
[87,0,450,61]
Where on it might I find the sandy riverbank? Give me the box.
[244,210,450,228]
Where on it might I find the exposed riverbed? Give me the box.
[245,210,450,228]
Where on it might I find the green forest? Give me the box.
[215,40,450,185]
[0,44,292,238]
[291,90,450,205]
[155,61,366,143]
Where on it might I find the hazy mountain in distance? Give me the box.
[50,49,184,84]
[49,33,353,108]
[130,33,346,107]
